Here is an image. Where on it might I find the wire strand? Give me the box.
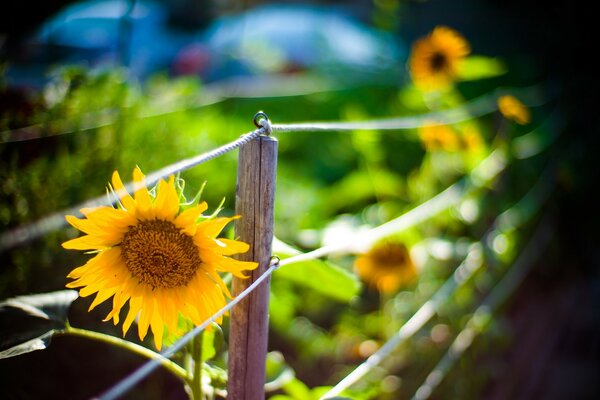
[411,213,555,400]
[271,94,497,133]
[93,148,509,400]
[1,85,546,252]
[97,156,554,400]
[0,99,492,252]
[0,127,265,252]
[280,148,506,268]
[320,160,556,399]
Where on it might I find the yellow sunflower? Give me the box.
[460,125,484,153]
[355,241,417,294]
[409,26,471,90]
[419,124,461,152]
[497,95,531,125]
[63,167,257,350]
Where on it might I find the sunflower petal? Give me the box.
[150,300,165,350]
[62,235,112,250]
[65,213,126,245]
[88,286,118,311]
[197,216,238,238]
[137,289,153,340]
[111,170,136,211]
[122,296,143,336]
[85,206,136,230]
[133,166,153,218]
[154,176,179,220]
[174,202,208,234]
[215,238,250,255]
[215,257,258,278]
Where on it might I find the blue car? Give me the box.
[8,1,406,85]
[173,4,406,83]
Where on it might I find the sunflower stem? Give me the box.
[59,325,190,385]
[190,331,204,400]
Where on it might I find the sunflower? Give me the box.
[409,26,471,90]
[355,241,417,294]
[497,95,531,125]
[63,167,257,350]
[419,124,460,152]
[460,124,485,153]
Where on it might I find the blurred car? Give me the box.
[173,4,406,83]
[7,0,197,84]
[6,1,406,86]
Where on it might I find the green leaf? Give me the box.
[458,56,506,81]
[282,377,312,400]
[273,238,361,302]
[201,323,223,362]
[162,314,194,348]
[0,290,78,359]
[265,351,295,392]
[311,387,352,400]
[202,363,227,390]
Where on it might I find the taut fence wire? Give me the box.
[95,144,556,399]
[1,88,539,252]
[1,85,556,399]
[320,160,556,399]
[0,94,497,252]
[0,127,266,252]
[411,213,555,400]
[278,148,506,267]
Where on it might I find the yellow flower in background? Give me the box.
[63,167,257,350]
[355,241,417,293]
[498,95,531,124]
[461,125,484,153]
[419,124,461,152]
[409,26,471,90]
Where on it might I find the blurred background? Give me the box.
[1,0,598,399]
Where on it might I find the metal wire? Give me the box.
[411,214,555,400]
[271,93,497,133]
[94,149,508,400]
[0,84,554,400]
[97,155,554,400]
[320,160,556,399]
[0,126,265,252]
[0,94,497,253]
[321,249,484,399]
[1,85,542,252]
[279,148,507,268]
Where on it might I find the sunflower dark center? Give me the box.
[120,219,201,289]
[430,51,449,72]
[371,243,409,271]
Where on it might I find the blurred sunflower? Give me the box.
[460,125,484,153]
[497,95,531,124]
[355,241,417,293]
[419,124,460,152]
[409,26,471,90]
[63,167,257,349]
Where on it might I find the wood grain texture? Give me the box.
[227,136,277,400]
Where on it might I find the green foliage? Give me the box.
[273,238,362,302]
[201,325,224,362]
[0,27,556,399]
[458,56,507,81]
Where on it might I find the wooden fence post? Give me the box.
[227,134,278,399]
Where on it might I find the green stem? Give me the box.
[58,325,189,384]
[190,331,204,400]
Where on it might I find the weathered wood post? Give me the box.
[227,115,277,400]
